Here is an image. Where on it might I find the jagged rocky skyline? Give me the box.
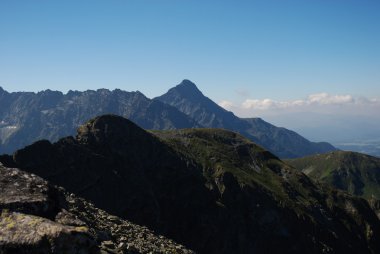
[0,80,335,158]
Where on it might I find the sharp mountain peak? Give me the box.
[177,79,199,89]
[167,79,204,98]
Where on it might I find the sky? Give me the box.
[1,0,379,142]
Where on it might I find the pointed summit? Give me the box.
[156,79,239,129]
[166,79,204,100]
[176,79,198,90]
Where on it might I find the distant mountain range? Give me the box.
[0,86,198,154]
[0,80,336,158]
[1,114,378,253]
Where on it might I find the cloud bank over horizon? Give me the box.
[219,92,380,118]
[219,92,380,143]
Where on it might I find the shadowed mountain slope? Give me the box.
[1,115,379,254]
[155,80,336,158]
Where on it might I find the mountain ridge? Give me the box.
[0,80,336,158]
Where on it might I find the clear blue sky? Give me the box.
[1,0,379,102]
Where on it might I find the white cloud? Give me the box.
[307,93,354,105]
[219,92,380,117]
[219,93,380,144]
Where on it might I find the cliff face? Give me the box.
[0,163,194,254]
[1,115,379,254]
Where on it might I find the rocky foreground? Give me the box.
[0,164,194,253]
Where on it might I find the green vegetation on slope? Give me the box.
[287,151,380,200]
[153,129,352,214]
[154,128,380,253]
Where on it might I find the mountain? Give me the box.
[0,80,336,158]
[0,163,194,253]
[0,87,198,154]
[155,79,336,158]
[1,115,379,253]
[287,151,380,216]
